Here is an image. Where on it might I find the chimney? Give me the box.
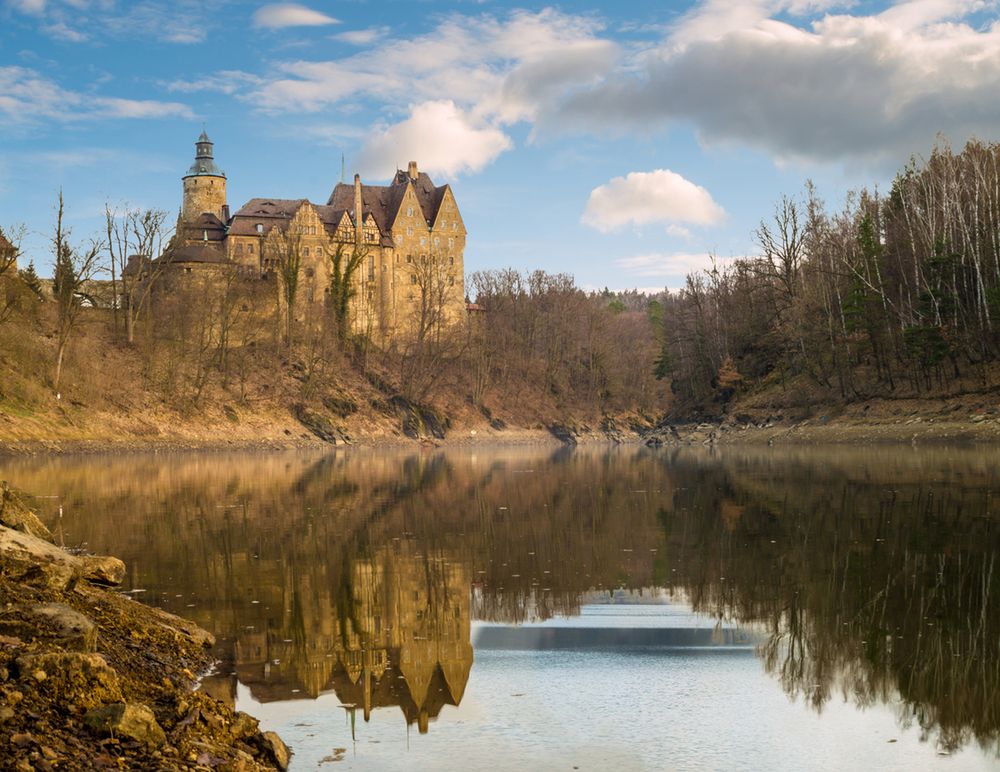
[221,204,230,223]
[408,161,418,181]
[354,173,363,249]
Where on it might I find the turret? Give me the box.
[181,130,227,225]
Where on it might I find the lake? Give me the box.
[5,444,1000,770]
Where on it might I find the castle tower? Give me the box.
[181,130,227,225]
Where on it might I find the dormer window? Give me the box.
[255,223,263,234]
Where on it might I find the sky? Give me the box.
[2,0,1000,293]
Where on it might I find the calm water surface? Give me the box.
[5,445,1000,771]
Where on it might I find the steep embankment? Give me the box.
[0,313,658,454]
[0,483,290,770]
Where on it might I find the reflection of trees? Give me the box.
[12,444,1000,751]
[11,446,670,731]
[656,448,1000,755]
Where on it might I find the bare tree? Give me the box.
[52,193,104,391]
[0,225,26,325]
[105,204,171,344]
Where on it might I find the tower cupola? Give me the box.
[185,130,226,179]
[180,129,228,226]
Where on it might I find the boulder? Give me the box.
[0,526,82,591]
[84,702,166,748]
[27,603,97,652]
[0,483,52,542]
[262,731,291,771]
[80,555,126,586]
[16,652,122,709]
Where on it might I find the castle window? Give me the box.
[410,274,417,284]
[306,267,314,277]
[407,206,413,217]
[406,255,412,264]
[303,247,310,257]
[248,244,254,254]
[433,237,440,246]
[255,223,264,234]
[448,276,455,286]
[449,256,454,266]
[419,237,426,246]
[406,227,413,236]
[236,243,244,254]
[452,222,458,230]
[310,225,316,235]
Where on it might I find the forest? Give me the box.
[2,137,999,437]
[656,139,1000,417]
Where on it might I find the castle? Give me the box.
[163,131,468,341]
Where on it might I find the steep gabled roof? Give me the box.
[327,170,449,233]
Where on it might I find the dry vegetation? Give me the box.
[0,217,667,450]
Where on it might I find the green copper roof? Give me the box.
[184,131,225,178]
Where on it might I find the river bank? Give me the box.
[0,484,290,771]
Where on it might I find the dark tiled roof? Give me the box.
[327,170,448,232]
[228,198,307,236]
[158,244,230,265]
[179,213,226,242]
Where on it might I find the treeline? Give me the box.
[0,207,665,428]
[658,139,1000,415]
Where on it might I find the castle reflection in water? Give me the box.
[204,542,472,734]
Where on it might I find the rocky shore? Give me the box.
[0,483,290,771]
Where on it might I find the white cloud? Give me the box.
[333,26,389,46]
[615,252,733,278]
[0,66,194,124]
[8,0,47,14]
[252,3,338,30]
[549,0,1000,165]
[356,100,512,179]
[582,170,725,233]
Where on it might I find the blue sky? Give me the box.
[3,0,1000,292]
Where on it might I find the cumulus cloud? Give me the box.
[252,3,338,30]
[153,2,1000,174]
[614,252,733,278]
[548,0,1000,165]
[356,100,512,179]
[0,66,194,124]
[583,170,725,233]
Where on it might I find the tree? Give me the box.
[105,204,171,344]
[0,226,26,325]
[52,193,104,391]
[326,241,367,345]
[267,229,304,348]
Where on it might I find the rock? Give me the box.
[0,483,52,542]
[80,555,126,586]
[28,603,97,652]
[262,731,291,771]
[0,526,82,591]
[16,652,122,709]
[548,423,578,445]
[84,703,166,748]
[229,711,259,739]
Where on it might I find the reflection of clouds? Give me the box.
[12,444,1000,752]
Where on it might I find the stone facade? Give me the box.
[169,133,467,342]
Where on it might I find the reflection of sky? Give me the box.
[241,602,997,771]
